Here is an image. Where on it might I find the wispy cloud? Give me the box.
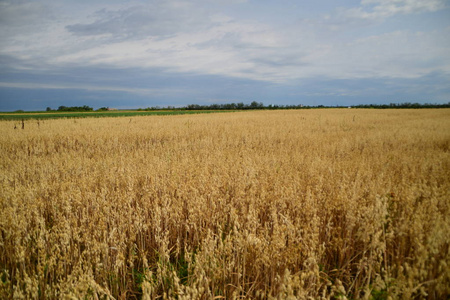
[359,0,447,18]
[0,81,163,95]
[65,3,211,40]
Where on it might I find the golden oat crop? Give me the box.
[1,109,449,299]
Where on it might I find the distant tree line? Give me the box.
[350,102,450,109]
[46,105,94,112]
[43,102,450,113]
[137,101,450,111]
[138,101,265,111]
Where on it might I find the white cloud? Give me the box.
[317,29,450,79]
[65,3,210,39]
[0,81,182,96]
[361,0,447,12]
[0,1,52,28]
[343,0,447,20]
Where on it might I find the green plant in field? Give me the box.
[0,110,232,120]
[371,287,388,300]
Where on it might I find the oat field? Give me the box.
[1,109,449,299]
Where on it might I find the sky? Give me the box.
[0,0,449,111]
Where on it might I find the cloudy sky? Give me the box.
[1,0,449,110]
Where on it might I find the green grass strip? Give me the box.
[0,110,232,120]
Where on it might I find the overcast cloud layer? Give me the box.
[1,0,449,110]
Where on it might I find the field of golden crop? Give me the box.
[1,109,449,299]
